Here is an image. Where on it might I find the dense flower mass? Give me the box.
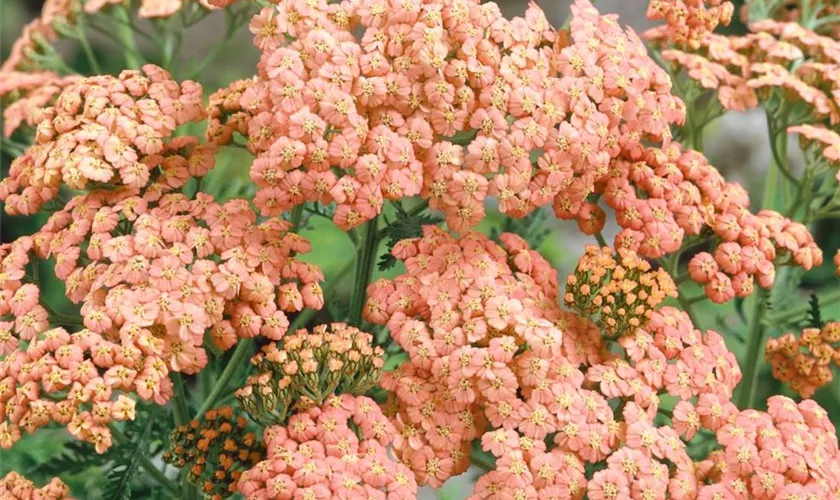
[650,13,840,117]
[0,472,73,500]
[0,186,322,451]
[647,0,735,47]
[2,0,840,497]
[0,65,206,215]
[766,321,840,398]
[370,228,745,493]
[238,395,417,500]
[164,406,264,499]
[208,0,687,231]
[236,322,384,425]
[0,71,80,138]
[695,395,840,498]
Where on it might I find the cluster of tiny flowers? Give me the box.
[0,324,137,453]
[685,209,821,304]
[650,15,840,118]
[82,0,241,19]
[471,299,745,498]
[365,227,562,485]
[368,227,744,489]
[646,0,735,47]
[207,0,686,232]
[694,395,840,498]
[0,184,321,451]
[0,0,76,74]
[238,394,417,500]
[765,321,840,398]
[0,472,72,500]
[236,323,384,425]
[565,245,677,337]
[0,71,80,138]
[163,406,264,500]
[0,65,206,216]
[790,124,840,179]
[603,143,821,303]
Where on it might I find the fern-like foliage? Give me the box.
[102,417,153,500]
[807,292,824,329]
[377,202,442,271]
[489,208,551,250]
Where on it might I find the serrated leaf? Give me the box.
[808,292,823,329]
[102,417,154,500]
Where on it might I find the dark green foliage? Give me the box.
[101,417,153,500]
[489,208,551,250]
[377,202,442,271]
[808,292,824,329]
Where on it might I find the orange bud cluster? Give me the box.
[236,323,384,425]
[565,246,677,337]
[163,406,264,500]
[766,321,840,398]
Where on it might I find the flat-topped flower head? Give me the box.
[238,395,417,500]
[0,65,206,215]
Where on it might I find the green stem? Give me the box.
[113,6,142,69]
[470,452,496,471]
[194,339,252,419]
[594,232,608,247]
[75,16,102,74]
[109,424,179,495]
[735,288,767,409]
[171,373,190,427]
[290,203,305,232]
[349,216,379,327]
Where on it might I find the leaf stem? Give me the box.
[735,288,767,409]
[75,16,102,74]
[171,373,190,427]
[113,6,142,69]
[193,339,253,419]
[594,231,608,247]
[108,424,178,495]
[348,216,379,327]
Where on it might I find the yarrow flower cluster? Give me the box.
[790,124,840,179]
[694,395,840,498]
[565,245,677,337]
[0,65,206,215]
[0,71,80,138]
[236,323,384,425]
[207,0,688,232]
[650,13,840,118]
[163,406,264,500]
[368,227,743,491]
[365,227,562,485]
[606,143,821,302]
[83,0,242,19]
[0,184,322,451]
[647,0,735,47]
[238,394,417,500]
[0,472,72,500]
[766,321,840,398]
